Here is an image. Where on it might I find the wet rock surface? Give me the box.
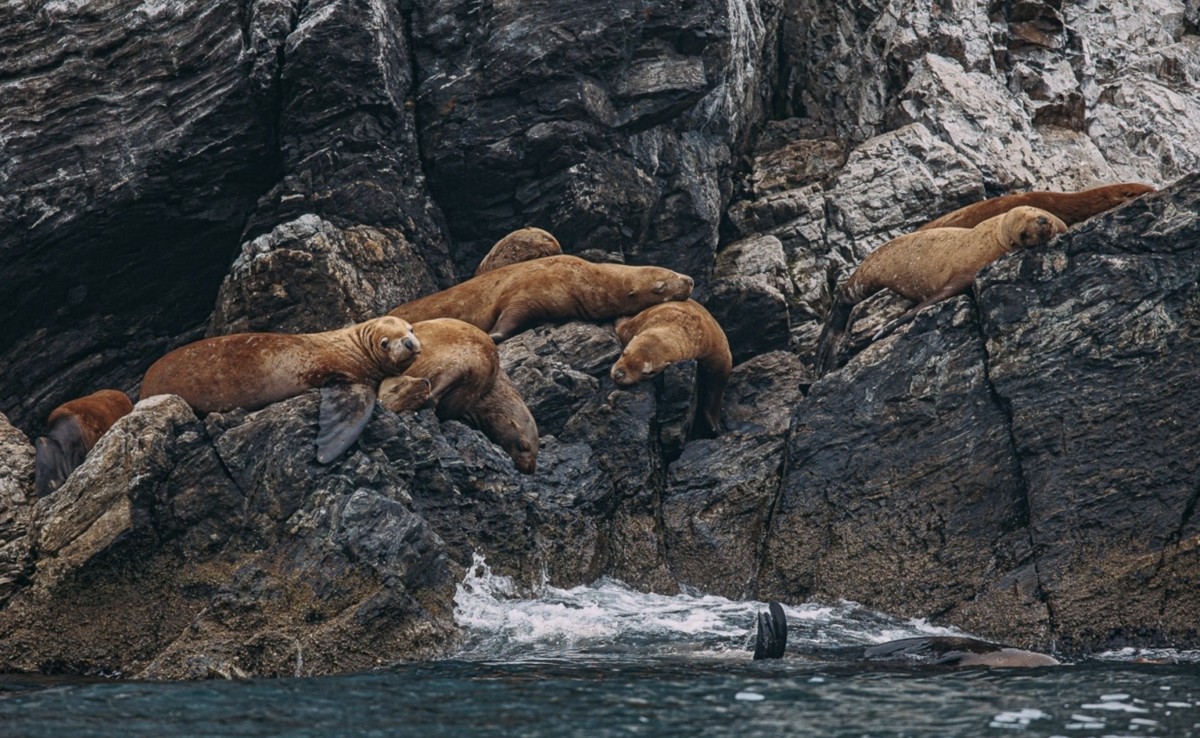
[1,0,1199,676]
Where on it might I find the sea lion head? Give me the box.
[364,316,422,373]
[610,335,671,385]
[627,266,694,305]
[1003,206,1067,249]
[378,375,434,413]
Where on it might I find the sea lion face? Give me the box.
[1004,206,1067,249]
[509,431,537,474]
[610,340,669,385]
[365,316,422,372]
[628,267,694,304]
[378,375,434,413]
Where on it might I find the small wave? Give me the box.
[450,554,979,662]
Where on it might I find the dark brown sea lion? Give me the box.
[378,318,499,420]
[140,316,421,463]
[753,602,1059,667]
[34,389,134,496]
[814,206,1067,376]
[474,227,563,276]
[919,182,1155,230]
[464,371,538,474]
[611,299,733,438]
[389,255,694,343]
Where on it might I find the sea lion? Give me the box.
[140,315,421,463]
[814,206,1067,377]
[919,182,1155,230]
[464,371,538,474]
[610,299,733,438]
[752,602,1059,667]
[474,227,563,276]
[34,389,134,496]
[389,255,694,343]
[378,318,499,420]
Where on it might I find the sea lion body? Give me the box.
[34,389,134,496]
[140,316,421,463]
[140,316,421,413]
[814,206,1067,376]
[464,371,538,474]
[390,255,694,342]
[919,182,1155,230]
[611,300,732,438]
[378,318,499,420]
[474,227,563,276]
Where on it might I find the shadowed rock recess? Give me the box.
[1,0,1198,677]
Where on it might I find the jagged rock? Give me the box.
[408,0,782,280]
[0,415,34,608]
[207,215,441,336]
[662,352,806,599]
[706,235,793,363]
[979,174,1200,650]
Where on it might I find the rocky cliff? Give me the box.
[1,0,1197,677]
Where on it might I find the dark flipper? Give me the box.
[752,601,788,660]
[34,418,90,497]
[316,383,378,464]
[813,295,856,378]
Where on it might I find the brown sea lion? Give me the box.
[378,318,499,420]
[814,206,1068,376]
[474,227,563,276]
[34,389,134,496]
[464,371,538,474]
[389,255,694,343]
[611,300,733,439]
[140,315,421,463]
[919,182,1155,230]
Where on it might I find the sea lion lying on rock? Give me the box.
[611,300,732,438]
[140,316,421,463]
[34,389,134,496]
[753,601,1058,667]
[814,206,1067,377]
[378,318,500,420]
[474,227,563,276]
[919,182,1155,230]
[390,255,694,342]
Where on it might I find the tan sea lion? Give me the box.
[919,182,1155,230]
[464,371,538,474]
[611,300,732,439]
[389,255,694,342]
[378,318,499,420]
[140,315,421,463]
[814,206,1068,376]
[34,389,134,496]
[474,227,563,276]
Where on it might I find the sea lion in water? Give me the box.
[389,255,694,343]
[474,227,563,276]
[611,299,733,439]
[34,389,134,496]
[919,182,1155,230]
[752,601,1059,667]
[140,316,421,463]
[378,318,499,420]
[814,206,1067,377]
[464,371,538,474]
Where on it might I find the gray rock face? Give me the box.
[1,0,1198,676]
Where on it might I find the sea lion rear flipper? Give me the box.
[752,601,788,660]
[316,382,378,464]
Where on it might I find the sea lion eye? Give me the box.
[381,337,390,349]
[653,281,666,293]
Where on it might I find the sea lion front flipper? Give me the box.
[752,601,788,660]
[34,436,72,497]
[316,382,378,464]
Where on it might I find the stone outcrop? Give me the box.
[1,0,1199,676]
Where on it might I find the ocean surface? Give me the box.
[2,556,1197,737]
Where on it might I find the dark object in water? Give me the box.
[752,601,1058,667]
